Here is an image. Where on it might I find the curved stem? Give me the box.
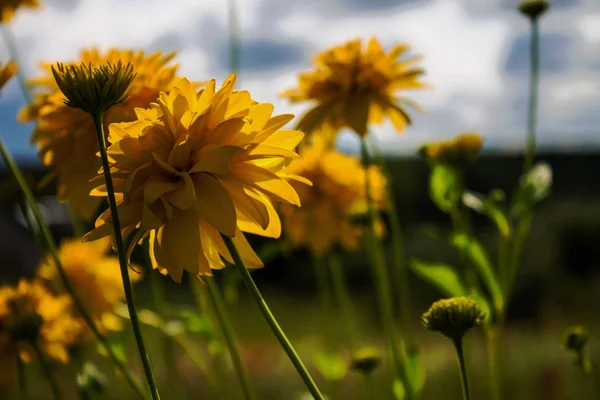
[0,137,147,399]
[360,138,409,397]
[91,113,160,400]
[221,234,324,399]
[204,277,257,400]
[31,340,61,400]
[523,20,540,174]
[327,252,360,350]
[453,339,471,400]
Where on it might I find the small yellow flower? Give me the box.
[419,133,483,167]
[0,0,39,23]
[0,60,17,91]
[83,74,303,282]
[0,280,82,384]
[281,134,386,254]
[19,49,185,221]
[37,238,140,333]
[51,61,135,115]
[282,37,426,139]
[422,297,485,342]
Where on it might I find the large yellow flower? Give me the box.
[0,60,17,91]
[281,135,387,255]
[84,74,304,282]
[282,37,426,139]
[37,238,140,333]
[0,0,39,23]
[19,49,184,221]
[0,280,81,384]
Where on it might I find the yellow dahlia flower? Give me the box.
[83,74,303,282]
[37,237,140,333]
[0,0,39,23]
[0,60,17,91]
[19,49,184,221]
[282,37,426,139]
[0,280,81,384]
[281,135,386,255]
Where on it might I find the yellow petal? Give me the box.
[231,163,300,206]
[168,172,196,209]
[156,208,201,281]
[189,144,241,175]
[219,178,270,230]
[193,174,237,237]
[144,175,179,203]
[260,129,305,151]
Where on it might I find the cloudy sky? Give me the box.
[0,0,598,161]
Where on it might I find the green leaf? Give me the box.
[312,351,348,381]
[462,191,510,237]
[409,258,467,297]
[404,349,426,394]
[429,163,463,213]
[450,233,504,314]
[511,162,552,218]
[469,289,492,325]
[393,379,406,400]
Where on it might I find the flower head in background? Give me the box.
[281,133,386,255]
[0,280,81,384]
[419,133,483,168]
[0,0,39,23]
[422,297,485,342]
[84,74,303,282]
[37,238,140,333]
[282,37,426,139]
[19,49,184,221]
[0,60,17,91]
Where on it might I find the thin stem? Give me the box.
[66,201,85,238]
[362,373,376,400]
[205,277,257,400]
[0,25,32,104]
[523,20,540,174]
[485,326,502,400]
[91,113,160,400]
[453,339,471,400]
[505,215,533,300]
[17,354,27,399]
[313,255,336,349]
[360,140,402,376]
[226,0,242,76]
[31,340,61,400]
[0,137,147,399]
[221,234,324,400]
[327,252,360,350]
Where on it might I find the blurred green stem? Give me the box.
[227,0,241,76]
[17,354,27,399]
[485,325,502,400]
[0,137,147,399]
[31,340,61,400]
[92,112,160,400]
[313,256,336,348]
[205,277,257,400]
[362,373,376,400]
[453,339,471,400]
[523,19,540,174]
[221,234,324,400]
[327,252,360,350]
[1,25,32,104]
[360,138,411,398]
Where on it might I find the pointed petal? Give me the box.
[193,174,237,237]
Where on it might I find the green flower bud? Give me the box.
[518,0,550,21]
[562,326,588,352]
[51,61,135,115]
[350,347,382,375]
[422,297,485,342]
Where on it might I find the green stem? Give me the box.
[0,25,32,104]
[204,277,257,400]
[327,252,360,350]
[505,215,533,300]
[313,255,336,349]
[362,373,376,400]
[485,326,502,400]
[0,137,147,399]
[31,340,61,400]
[360,138,409,397]
[17,354,27,399]
[453,339,471,400]
[91,113,160,400]
[226,0,242,76]
[221,234,324,399]
[66,201,85,238]
[523,19,540,174]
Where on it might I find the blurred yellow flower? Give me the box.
[281,135,386,255]
[83,74,303,282]
[0,280,81,384]
[19,49,184,221]
[0,60,17,90]
[420,133,483,167]
[282,37,426,138]
[0,0,39,23]
[37,237,140,333]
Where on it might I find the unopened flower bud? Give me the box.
[562,326,588,352]
[422,297,485,342]
[518,0,549,21]
[350,347,382,375]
